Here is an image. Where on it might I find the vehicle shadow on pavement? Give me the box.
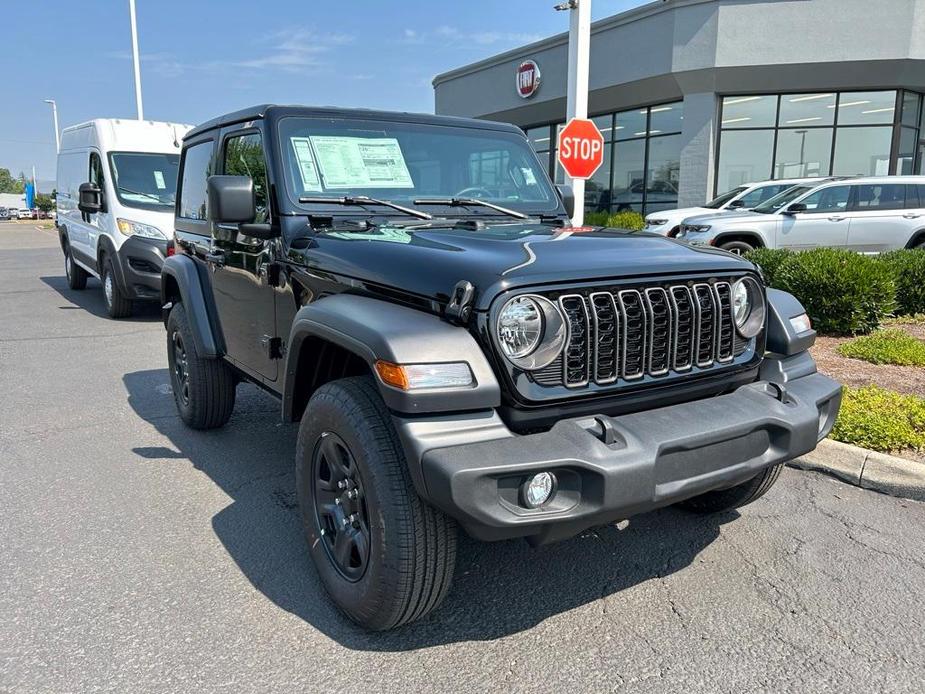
[124,368,737,651]
[40,276,162,321]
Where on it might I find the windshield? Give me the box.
[108,152,180,210]
[278,117,558,216]
[752,185,812,214]
[705,186,748,209]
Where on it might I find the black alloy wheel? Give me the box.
[171,330,191,407]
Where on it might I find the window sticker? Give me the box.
[290,137,322,192]
[310,136,414,189]
[521,167,537,185]
[153,170,167,189]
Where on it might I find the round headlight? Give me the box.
[496,295,567,370]
[732,277,766,338]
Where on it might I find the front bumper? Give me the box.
[113,235,169,301]
[395,365,841,544]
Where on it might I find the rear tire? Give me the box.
[64,242,87,290]
[678,464,783,514]
[166,303,236,429]
[296,376,457,631]
[102,256,133,319]
[718,239,756,256]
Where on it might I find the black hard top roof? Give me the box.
[185,104,523,141]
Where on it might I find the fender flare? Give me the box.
[161,254,223,358]
[711,231,765,249]
[765,288,815,356]
[282,294,501,420]
[96,235,126,291]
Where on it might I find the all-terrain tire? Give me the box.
[64,242,87,290]
[296,376,457,631]
[678,464,784,514]
[718,239,756,256]
[102,256,133,318]
[166,303,236,430]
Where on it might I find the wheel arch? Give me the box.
[161,254,224,358]
[905,228,925,249]
[710,231,766,249]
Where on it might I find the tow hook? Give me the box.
[765,382,790,404]
[445,280,475,325]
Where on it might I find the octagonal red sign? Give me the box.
[557,118,605,180]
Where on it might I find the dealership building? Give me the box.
[433,0,925,215]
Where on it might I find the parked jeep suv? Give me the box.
[162,105,842,630]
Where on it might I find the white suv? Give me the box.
[644,178,825,237]
[677,177,925,254]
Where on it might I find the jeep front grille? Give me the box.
[545,279,746,389]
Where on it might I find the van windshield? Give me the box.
[108,152,180,210]
[752,185,812,214]
[278,117,557,215]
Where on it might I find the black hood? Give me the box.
[297,221,755,310]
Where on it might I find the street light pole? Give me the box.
[557,0,591,226]
[43,99,60,153]
[128,0,144,120]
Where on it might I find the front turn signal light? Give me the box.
[375,360,473,390]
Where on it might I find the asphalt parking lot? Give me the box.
[2,221,925,693]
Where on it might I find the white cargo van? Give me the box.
[56,118,192,317]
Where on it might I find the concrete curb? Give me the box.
[789,439,925,502]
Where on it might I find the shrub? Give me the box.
[585,210,646,231]
[878,249,925,317]
[836,329,925,366]
[743,247,793,288]
[775,248,896,335]
[831,385,925,453]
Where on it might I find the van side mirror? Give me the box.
[78,182,103,214]
[784,202,807,215]
[208,175,256,224]
[556,184,575,218]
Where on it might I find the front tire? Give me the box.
[64,242,87,290]
[718,239,756,256]
[296,377,457,631]
[102,256,133,319]
[678,464,783,514]
[166,303,236,429]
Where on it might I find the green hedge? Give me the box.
[585,210,646,231]
[743,248,793,288]
[774,248,896,335]
[831,385,925,453]
[878,250,925,316]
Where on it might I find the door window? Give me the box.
[852,184,906,211]
[223,133,269,223]
[906,185,925,210]
[89,152,105,192]
[178,141,213,220]
[799,186,851,213]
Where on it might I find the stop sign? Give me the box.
[557,118,605,180]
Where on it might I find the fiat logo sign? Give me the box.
[516,60,541,99]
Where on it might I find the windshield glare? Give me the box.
[705,186,748,209]
[752,185,812,214]
[278,117,557,215]
[108,152,179,210]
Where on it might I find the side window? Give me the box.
[178,141,213,220]
[854,184,906,211]
[89,152,105,189]
[739,184,785,208]
[800,185,851,213]
[223,133,269,223]
[910,185,925,210]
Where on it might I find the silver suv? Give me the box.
[678,177,925,254]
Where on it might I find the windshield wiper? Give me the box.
[413,197,529,220]
[118,186,165,203]
[299,195,432,220]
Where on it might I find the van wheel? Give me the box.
[166,303,236,429]
[718,240,756,255]
[678,464,783,514]
[64,243,87,290]
[102,256,133,318]
[296,377,457,631]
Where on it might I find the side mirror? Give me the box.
[207,175,256,224]
[556,184,575,218]
[728,199,745,208]
[78,182,103,214]
[784,202,807,215]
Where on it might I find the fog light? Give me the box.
[522,472,556,508]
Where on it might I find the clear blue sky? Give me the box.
[1,0,647,183]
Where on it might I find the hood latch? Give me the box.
[445,280,475,326]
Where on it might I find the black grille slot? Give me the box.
[559,295,590,387]
[714,282,734,362]
[590,292,619,384]
[644,288,672,376]
[669,286,695,371]
[618,290,646,380]
[693,284,716,367]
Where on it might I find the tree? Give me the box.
[34,193,54,213]
[0,168,24,194]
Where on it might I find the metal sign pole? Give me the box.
[564,0,591,226]
[129,0,144,120]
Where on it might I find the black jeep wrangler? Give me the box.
[161,105,841,630]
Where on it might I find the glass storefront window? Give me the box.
[721,95,777,128]
[614,108,647,140]
[716,130,774,192]
[898,127,919,175]
[526,126,552,151]
[832,126,893,175]
[585,146,613,213]
[649,101,684,135]
[901,91,922,128]
[835,91,896,125]
[611,138,646,211]
[778,93,836,127]
[774,128,833,178]
[646,134,680,204]
[592,114,615,142]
